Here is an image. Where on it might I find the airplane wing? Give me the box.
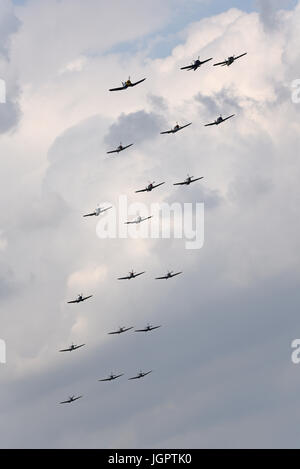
[109,85,126,92]
[204,121,217,127]
[201,58,213,65]
[173,181,186,186]
[60,400,71,404]
[123,327,134,333]
[135,328,148,332]
[150,326,161,331]
[235,52,247,60]
[83,212,96,217]
[67,299,78,304]
[106,149,118,154]
[179,123,192,131]
[74,344,85,350]
[134,272,145,278]
[160,129,173,135]
[115,373,124,379]
[141,216,153,221]
[143,371,152,377]
[190,177,204,183]
[101,207,112,213]
[155,275,168,280]
[59,348,72,353]
[108,330,121,335]
[223,114,235,122]
[128,375,140,380]
[131,78,146,87]
[118,276,130,280]
[135,188,148,193]
[152,182,165,189]
[99,377,112,381]
[213,60,227,66]
[122,144,134,151]
[180,65,193,70]
[125,220,136,225]
[171,272,183,277]
[82,295,93,301]
[73,396,83,402]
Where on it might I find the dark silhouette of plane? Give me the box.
[83,206,112,217]
[129,370,152,380]
[181,56,212,71]
[214,53,247,67]
[204,114,235,126]
[174,175,204,186]
[118,270,145,280]
[161,122,192,134]
[156,271,182,280]
[59,343,85,353]
[99,373,124,382]
[67,294,93,304]
[109,77,146,91]
[107,143,133,155]
[135,182,165,193]
[135,324,161,333]
[60,395,83,404]
[108,327,134,335]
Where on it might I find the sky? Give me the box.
[0,0,300,449]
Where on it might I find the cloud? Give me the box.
[0,0,21,133]
[255,0,297,30]
[104,110,167,146]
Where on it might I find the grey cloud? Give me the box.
[169,184,223,210]
[147,94,168,113]
[0,1,22,133]
[104,110,167,147]
[195,87,245,120]
[255,0,297,30]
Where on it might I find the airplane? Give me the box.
[67,294,93,304]
[156,271,183,280]
[107,143,133,155]
[109,77,146,92]
[99,373,124,382]
[83,206,112,217]
[160,122,192,135]
[174,175,204,186]
[135,324,161,333]
[125,215,153,225]
[59,343,86,353]
[60,395,83,404]
[135,182,165,193]
[204,114,235,127]
[118,270,145,280]
[129,370,152,380]
[108,327,134,335]
[181,56,213,71]
[213,52,247,67]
